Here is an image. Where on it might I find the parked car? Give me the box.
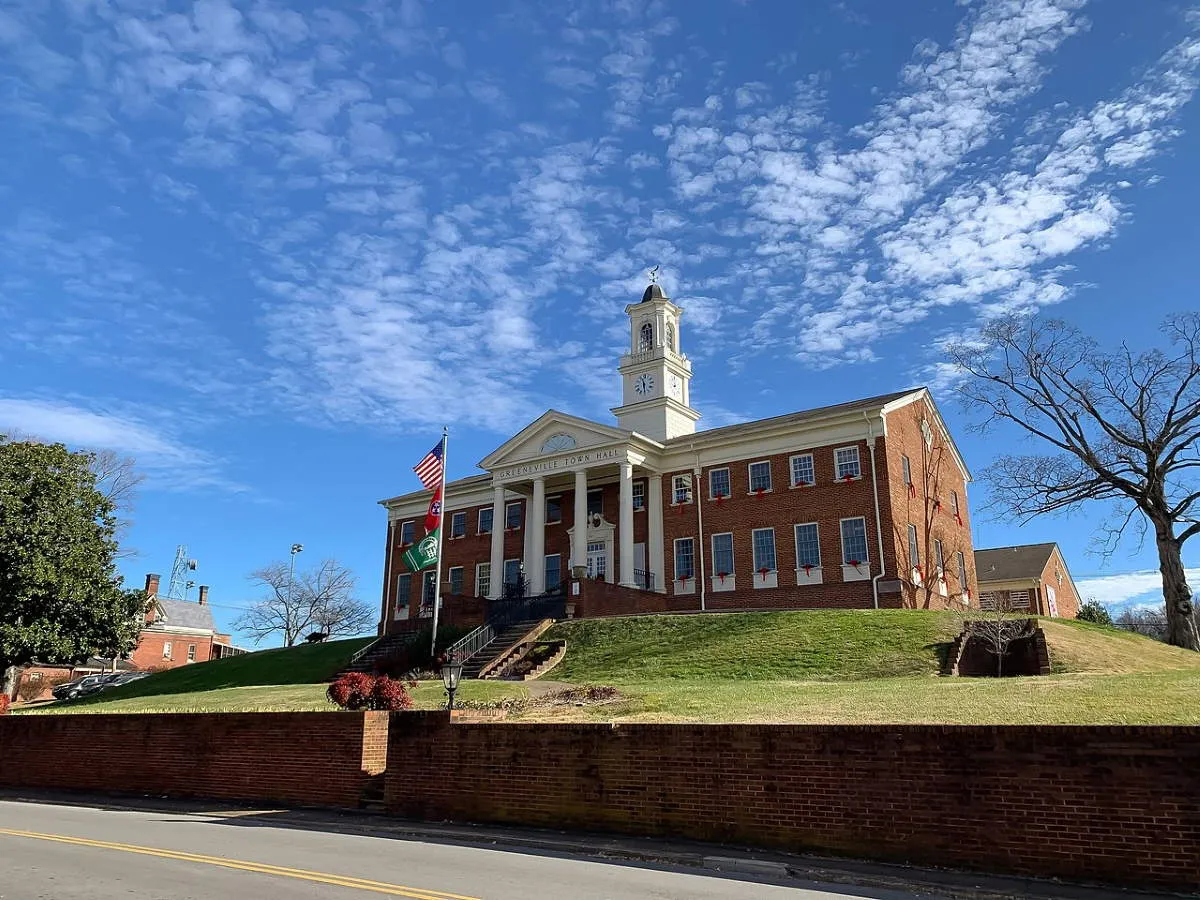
[51,674,110,702]
[99,672,150,691]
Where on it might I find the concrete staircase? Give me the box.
[338,631,416,676]
[461,619,554,680]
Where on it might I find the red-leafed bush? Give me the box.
[327,673,414,711]
[0,694,10,716]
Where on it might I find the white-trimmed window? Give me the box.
[475,563,490,598]
[395,573,411,615]
[674,538,695,580]
[934,539,945,574]
[790,453,814,487]
[711,532,734,575]
[672,474,693,504]
[709,467,730,499]
[505,501,522,530]
[450,511,466,538]
[956,552,967,589]
[422,571,437,612]
[901,454,912,489]
[632,481,645,512]
[503,558,521,586]
[546,496,562,524]
[544,554,562,592]
[639,321,653,350]
[950,490,961,520]
[840,517,868,565]
[748,461,772,493]
[448,566,464,595]
[478,508,493,535]
[907,524,920,570]
[187,644,197,662]
[835,446,861,480]
[587,490,604,517]
[399,520,415,546]
[794,523,821,569]
[162,641,173,660]
[752,528,777,572]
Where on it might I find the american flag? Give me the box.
[413,440,444,490]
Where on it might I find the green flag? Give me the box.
[402,527,440,572]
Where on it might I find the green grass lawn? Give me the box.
[22,611,1200,724]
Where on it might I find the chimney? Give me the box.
[198,585,209,606]
[145,573,161,597]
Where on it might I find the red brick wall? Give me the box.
[571,580,695,619]
[0,712,388,810]
[13,666,74,702]
[880,398,977,609]
[1040,549,1080,618]
[128,632,214,670]
[660,441,892,609]
[386,717,1200,891]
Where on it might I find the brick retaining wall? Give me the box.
[385,716,1200,891]
[0,711,388,810]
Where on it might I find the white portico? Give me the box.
[478,412,666,597]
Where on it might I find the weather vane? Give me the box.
[648,265,659,284]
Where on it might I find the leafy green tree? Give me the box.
[1076,599,1114,627]
[0,437,145,695]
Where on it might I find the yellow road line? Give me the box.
[0,828,481,900]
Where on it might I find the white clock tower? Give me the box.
[612,281,700,441]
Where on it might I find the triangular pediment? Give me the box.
[478,410,633,470]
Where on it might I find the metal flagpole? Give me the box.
[430,427,449,657]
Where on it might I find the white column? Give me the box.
[648,473,665,593]
[488,481,505,600]
[573,468,588,572]
[528,477,546,594]
[618,461,636,587]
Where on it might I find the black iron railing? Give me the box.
[444,592,567,664]
[445,621,495,663]
[633,568,655,591]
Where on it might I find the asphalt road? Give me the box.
[0,799,941,900]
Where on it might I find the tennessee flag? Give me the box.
[424,486,442,534]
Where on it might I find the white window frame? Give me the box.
[710,532,735,592]
[950,490,960,520]
[794,522,822,584]
[399,520,415,546]
[632,481,645,512]
[747,460,772,494]
[505,501,522,531]
[835,446,862,481]
[546,495,563,524]
[478,507,493,535]
[934,539,945,574]
[449,511,466,539]
[395,573,412,614]
[907,523,920,573]
[421,571,437,615]
[448,565,464,595]
[752,527,778,589]
[708,467,731,500]
[673,537,696,584]
[162,641,173,660]
[187,644,197,662]
[672,474,693,505]
[503,558,521,587]
[839,517,869,582]
[902,454,912,487]
[789,453,815,487]
[587,489,604,517]
[475,562,490,599]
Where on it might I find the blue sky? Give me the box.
[2,0,1198,644]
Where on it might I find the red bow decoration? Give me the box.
[842,473,855,483]
[914,565,924,580]
[715,492,725,506]
[795,478,809,487]
[678,574,689,586]
[677,501,685,515]
[717,571,729,584]
[754,487,765,499]
[758,567,770,581]
[908,482,917,498]
[802,563,814,576]
[848,559,861,567]
[954,512,963,526]
[933,499,942,513]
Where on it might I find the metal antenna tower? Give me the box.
[165,545,198,600]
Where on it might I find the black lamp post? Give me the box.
[441,655,464,710]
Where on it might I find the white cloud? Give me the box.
[1076,567,1200,611]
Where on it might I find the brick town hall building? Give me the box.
[379,282,981,631]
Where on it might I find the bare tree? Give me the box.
[234,558,374,646]
[1115,605,1169,642]
[969,594,1029,677]
[950,314,1200,651]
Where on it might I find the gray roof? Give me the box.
[666,388,922,445]
[975,543,1058,583]
[155,598,216,632]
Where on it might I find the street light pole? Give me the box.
[288,543,304,644]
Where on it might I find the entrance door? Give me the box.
[587,541,607,581]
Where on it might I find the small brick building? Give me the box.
[378,281,979,631]
[974,543,1081,619]
[130,574,243,669]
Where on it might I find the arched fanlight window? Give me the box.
[666,321,676,351]
[639,322,653,350]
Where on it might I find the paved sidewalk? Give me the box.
[0,790,1185,900]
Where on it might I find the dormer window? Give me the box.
[639,322,653,351]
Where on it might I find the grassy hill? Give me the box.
[23,610,1200,723]
[543,610,1200,682]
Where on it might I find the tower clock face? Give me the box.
[634,373,654,395]
[668,374,681,399]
